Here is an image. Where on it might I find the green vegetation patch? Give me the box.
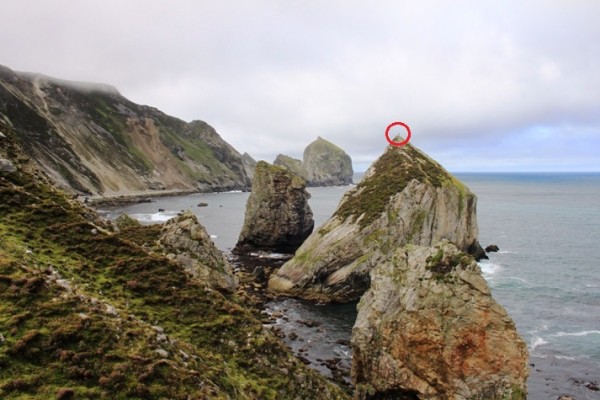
[0,167,347,399]
[334,144,458,229]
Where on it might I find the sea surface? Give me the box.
[102,172,600,399]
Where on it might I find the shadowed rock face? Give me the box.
[0,64,251,195]
[234,161,314,254]
[352,241,529,400]
[269,143,485,303]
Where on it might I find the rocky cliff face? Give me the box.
[234,161,314,254]
[0,65,251,195]
[352,240,529,399]
[241,152,258,181]
[303,136,353,186]
[158,211,237,292]
[269,143,484,302]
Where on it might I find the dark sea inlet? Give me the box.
[103,172,600,399]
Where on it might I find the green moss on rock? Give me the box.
[334,144,461,229]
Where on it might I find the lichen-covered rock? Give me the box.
[274,154,305,178]
[269,143,485,302]
[352,241,529,399]
[158,211,237,292]
[234,161,314,254]
[303,136,353,186]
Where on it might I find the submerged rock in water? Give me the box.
[234,161,314,254]
[352,240,529,399]
[159,211,237,292]
[269,143,485,303]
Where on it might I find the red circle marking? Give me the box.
[385,122,411,147]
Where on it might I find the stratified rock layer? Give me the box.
[303,136,353,186]
[159,211,237,292]
[352,241,529,400]
[269,143,484,302]
[234,161,314,254]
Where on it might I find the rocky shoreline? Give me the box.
[229,252,354,391]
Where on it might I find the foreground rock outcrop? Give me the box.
[352,240,529,399]
[269,143,485,302]
[235,161,314,254]
[273,137,353,186]
[303,136,353,186]
[0,64,251,195]
[159,211,237,292]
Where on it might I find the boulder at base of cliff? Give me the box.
[234,161,314,254]
[158,211,237,292]
[269,143,485,303]
[352,240,529,400]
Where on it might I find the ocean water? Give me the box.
[102,172,600,398]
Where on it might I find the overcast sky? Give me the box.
[2,1,599,172]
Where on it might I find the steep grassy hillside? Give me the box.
[0,65,251,195]
[0,129,347,399]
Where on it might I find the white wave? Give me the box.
[210,234,218,239]
[554,355,577,360]
[530,336,548,351]
[478,261,502,277]
[133,212,176,223]
[497,250,517,254]
[506,276,530,285]
[553,330,600,338]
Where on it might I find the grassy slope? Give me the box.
[0,137,347,399]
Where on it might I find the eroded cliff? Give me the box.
[0,65,251,195]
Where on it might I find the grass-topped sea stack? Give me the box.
[269,142,528,399]
[234,161,314,255]
[269,142,485,302]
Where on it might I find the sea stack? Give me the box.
[303,136,353,186]
[269,143,485,302]
[352,240,529,399]
[269,142,528,398]
[234,161,314,254]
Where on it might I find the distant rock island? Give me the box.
[273,136,353,187]
[0,65,252,196]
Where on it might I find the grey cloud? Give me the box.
[1,0,599,171]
